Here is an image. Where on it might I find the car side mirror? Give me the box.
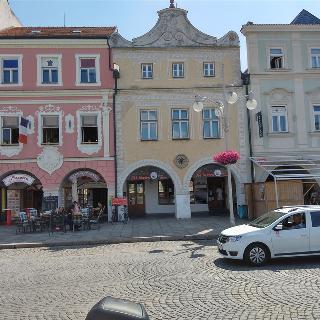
[274,224,283,231]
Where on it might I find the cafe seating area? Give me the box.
[0,206,106,235]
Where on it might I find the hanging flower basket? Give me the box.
[213,150,240,165]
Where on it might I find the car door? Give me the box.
[271,212,310,256]
[309,211,320,252]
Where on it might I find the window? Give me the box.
[311,212,320,227]
[313,106,320,131]
[1,116,19,145]
[311,48,320,68]
[203,108,220,138]
[80,58,96,83]
[81,115,98,144]
[42,115,59,144]
[2,59,19,84]
[172,109,189,139]
[203,62,215,77]
[172,62,184,78]
[189,179,208,204]
[158,179,174,205]
[41,57,59,84]
[280,213,306,230]
[269,48,284,69]
[141,64,153,79]
[140,110,157,141]
[271,106,288,132]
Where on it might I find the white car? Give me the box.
[217,205,320,266]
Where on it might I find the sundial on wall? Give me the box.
[175,154,189,169]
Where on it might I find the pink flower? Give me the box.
[213,150,240,165]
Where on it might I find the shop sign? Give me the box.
[194,165,227,178]
[3,174,35,187]
[128,167,169,182]
[112,197,128,206]
[69,171,100,183]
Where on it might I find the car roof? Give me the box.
[276,205,320,213]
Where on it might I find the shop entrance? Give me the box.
[124,166,175,218]
[61,169,108,212]
[1,172,43,215]
[207,177,226,212]
[127,181,145,217]
[190,164,235,215]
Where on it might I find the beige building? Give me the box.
[110,2,250,219]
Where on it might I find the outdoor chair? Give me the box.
[49,214,66,235]
[72,215,83,232]
[31,217,46,232]
[16,212,32,234]
[89,211,102,230]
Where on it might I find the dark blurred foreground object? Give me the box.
[85,296,150,320]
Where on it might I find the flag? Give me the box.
[19,117,29,144]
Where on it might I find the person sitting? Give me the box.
[292,213,306,229]
[92,202,104,216]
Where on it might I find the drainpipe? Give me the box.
[242,72,254,183]
[107,37,120,219]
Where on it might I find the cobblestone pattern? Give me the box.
[1,241,320,320]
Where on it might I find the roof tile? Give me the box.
[0,27,116,38]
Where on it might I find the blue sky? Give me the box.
[9,0,320,70]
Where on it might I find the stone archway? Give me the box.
[119,159,182,195]
[119,159,183,218]
[59,168,107,209]
[183,157,244,204]
[0,170,43,214]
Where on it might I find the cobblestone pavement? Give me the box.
[1,241,320,320]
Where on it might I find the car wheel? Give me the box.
[244,243,270,266]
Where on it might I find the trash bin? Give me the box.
[237,205,248,219]
[86,296,150,320]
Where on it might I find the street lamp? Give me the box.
[192,78,257,226]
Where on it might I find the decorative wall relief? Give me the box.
[65,114,75,133]
[38,104,61,113]
[37,146,63,174]
[26,115,34,134]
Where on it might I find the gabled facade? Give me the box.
[0,0,22,31]
[0,25,116,215]
[241,10,320,203]
[110,3,250,219]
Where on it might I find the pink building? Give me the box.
[0,23,116,215]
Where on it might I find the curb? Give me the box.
[0,234,219,250]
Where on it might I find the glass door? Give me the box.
[127,181,145,217]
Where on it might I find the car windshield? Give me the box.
[248,210,286,228]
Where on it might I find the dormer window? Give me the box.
[270,48,284,69]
